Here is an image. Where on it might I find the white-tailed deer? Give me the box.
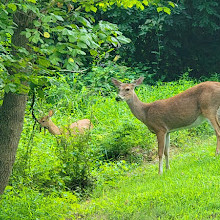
[38,110,93,136]
[112,77,220,174]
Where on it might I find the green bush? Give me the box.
[99,121,152,162]
[55,133,94,193]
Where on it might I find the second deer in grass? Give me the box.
[112,77,220,174]
[38,110,93,136]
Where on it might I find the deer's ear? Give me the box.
[133,77,144,86]
[48,110,54,117]
[111,78,122,88]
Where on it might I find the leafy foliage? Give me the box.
[0,0,133,95]
[55,134,94,193]
[0,187,78,220]
[96,0,220,80]
[1,0,220,218]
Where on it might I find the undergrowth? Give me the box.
[0,75,218,219]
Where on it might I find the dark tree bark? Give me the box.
[0,93,27,194]
[0,10,32,195]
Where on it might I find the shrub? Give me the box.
[55,133,95,193]
[99,121,152,162]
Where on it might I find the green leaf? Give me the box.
[69,35,78,43]
[143,0,149,6]
[7,3,17,11]
[77,41,88,49]
[42,15,52,23]
[32,34,40,43]
[18,48,29,55]
[53,15,64,21]
[37,89,44,99]
[72,49,86,56]
[66,61,78,70]
[157,7,163,13]
[110,36,119,46]
[136,2,144,10]
[163,7,171,15]
[90,6,97,13]
[27,0,36,3]
[98,33,107,40]
[5,28,14,35]
[49,54,61,65]
[62,28,69,35]
[5,83,17,93]
[26,32,32,38]
[34,20,41,27]
[76,16,92,28]
[90,49,98,56]
[117,35,131,44]
[38,57,50,67]
[169,1,175,8]
[79,35,91,47]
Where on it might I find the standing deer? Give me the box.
[112,77,220,174]
[38,110,93,136]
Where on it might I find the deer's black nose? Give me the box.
[115,96,122,102]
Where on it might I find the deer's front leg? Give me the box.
[164,133,170,170]
[157,131,166,174]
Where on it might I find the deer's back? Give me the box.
[143,81,220,133]
[69,119,93,134]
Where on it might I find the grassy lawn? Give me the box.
[76,135,220,219]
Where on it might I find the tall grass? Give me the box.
[1,76,218,219]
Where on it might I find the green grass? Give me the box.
[2,136,219,220]
[1,78,219,219]
[75,136,220,219]
[0,189,78,220]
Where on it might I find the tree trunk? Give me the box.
[0,10,32,195]
[0,93,27,194]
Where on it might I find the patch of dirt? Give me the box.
[131,144,181,164]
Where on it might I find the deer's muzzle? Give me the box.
[115,96,123,102]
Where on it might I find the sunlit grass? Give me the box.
[76,136,220,219]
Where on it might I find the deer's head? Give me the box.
[111,77,144,102]
[38,110,54,129]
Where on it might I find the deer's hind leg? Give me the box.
[204,108,220,155]
[214,107,220,155]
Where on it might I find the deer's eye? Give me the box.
[125,88,130,91]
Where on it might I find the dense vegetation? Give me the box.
[1,76,219,219]
[96,0,220,81]
[1,0,220,219]
[1,0,166,195]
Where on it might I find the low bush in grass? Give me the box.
[55,133,95,193]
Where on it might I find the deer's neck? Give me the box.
[126,93,148,123]
[48,121,62,135]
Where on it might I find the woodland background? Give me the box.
[0,0,220,219]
